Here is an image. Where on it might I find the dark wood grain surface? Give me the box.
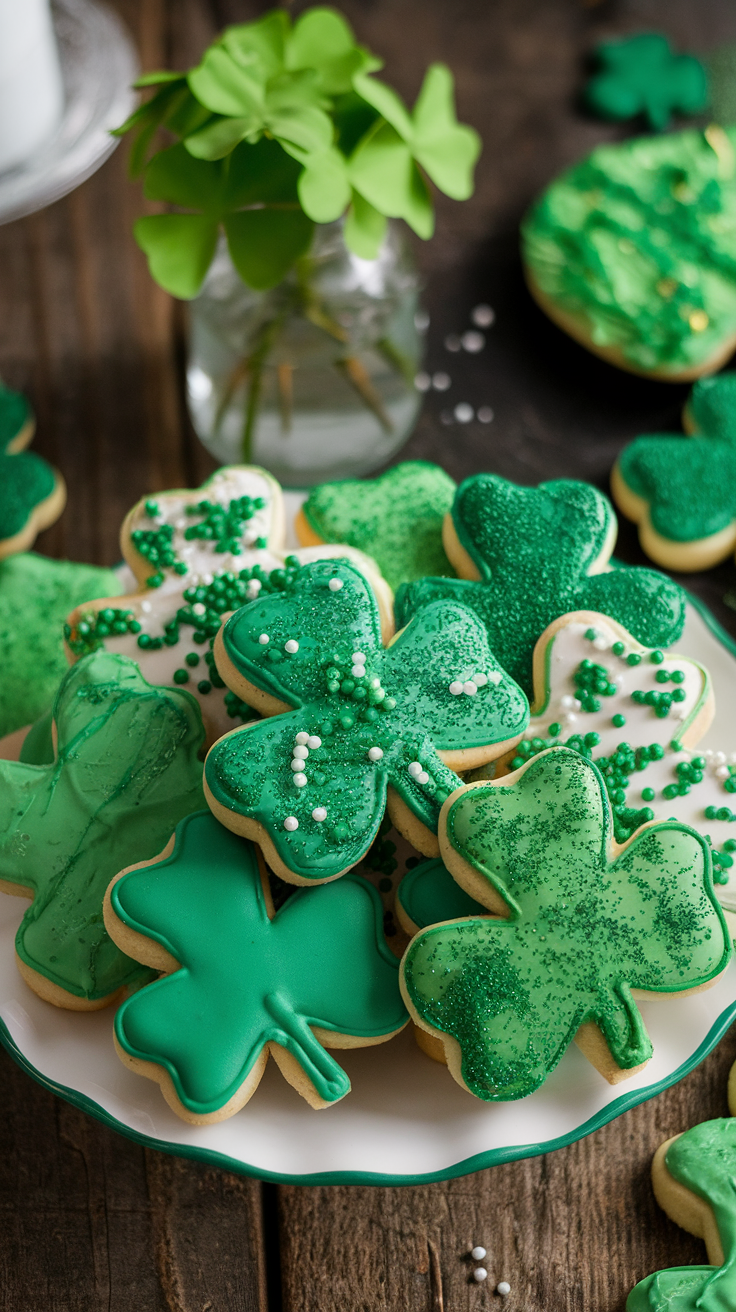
[1,0,736,1307]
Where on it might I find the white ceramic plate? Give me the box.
[1,592,736,1183]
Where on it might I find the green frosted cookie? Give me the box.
[585,33,708,132]
[522,126,736,379]
[0,553,123,737]
[297,461,456,591]
[0,382,66,557]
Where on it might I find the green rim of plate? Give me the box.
[0,586,734,1186]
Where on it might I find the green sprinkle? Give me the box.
[650,650,664,664]
[173,669,189,684]
[612,713,626,728]
[197,680,212,694]
[642,787,655,801]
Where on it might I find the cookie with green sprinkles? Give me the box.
[400,747,731,1100]
[522,125,736,380]
[612,373,736,571]
[395,474,686,698]
[205,557,529,886]
[296,461,457,591]
[0,382,66,559]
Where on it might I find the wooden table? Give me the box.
[1,0,735,1306]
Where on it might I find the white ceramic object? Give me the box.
[0,0,64,172]
[0,592,735,1183]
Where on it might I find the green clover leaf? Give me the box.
[613,373,736,568]
[108,810,407,1118]
[205,558,529,882]
[0,651,206,1005]
[628,1117,736,1312]
[298,460,457,590]
[585,34,709,132]
[401,748,730,1101]
[396,475,686,697]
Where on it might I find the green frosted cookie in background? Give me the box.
[296,461,457,591]
[585,33,708,132]
[522,126,736,380]
[0,553,123,737]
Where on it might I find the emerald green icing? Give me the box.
[522,127,736,373]
[687,373,736,441]
[0,651,206,1001]
[402,748,730,1101]
[18,710,54,766]
[585,34,708,132]
[627,1119,736,1312]
[302,461,456,591]
[0,449,56,540]
[0,382,32,451]
[112,810,407,1114]
[0,553,123,737]
[397,858,484,927]
[206,558,529,881]
[395,475,686,697]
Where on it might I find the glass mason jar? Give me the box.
[186,219,424,486]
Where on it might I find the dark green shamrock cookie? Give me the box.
[296,461,457,591]
[400,747,730,1101]
[585,33,708,132]
[395,474,686,698]
[105,810,407,1121]
[0,650,206,1008]
[522,126,736,379]
[612,373,736,570]
[205,557,529,884]
[0,382,66,557]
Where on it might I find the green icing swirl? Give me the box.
[522,127,736,373]
[402,749,730,1101]
[112,811,407,1114]
[301,461,456,591]
[0,651,206,1002]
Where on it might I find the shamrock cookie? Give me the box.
[0,650,205,1009]
[0,382,65,558]
[522,126,736,380]
[628,1070,736,1310]
[612,374,736,570]
[296,461,457,591]
[65,468,392,744]
[585,33,708,131]
[400,747,730,1100]
[396,475,686,698]
[205,558,529,885]
[104,810,408,1122]
[0,552,123,738]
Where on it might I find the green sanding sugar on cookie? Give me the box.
[522,126,736,374]
[0,383,33,452]
[301,462,456,591]
[0,553,122,736]
[618,434,736,542]
[686,373,736,441]
[0,449,57,539]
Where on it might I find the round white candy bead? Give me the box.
[291,759,304,772]
[449,681,464,695]
[293,745,309,760]
[246,580,261,598]
[352,652,366,663]
[284,639,299,654]
[564,713,577,726]
[408,761,422,778]
[192,602,206,616]
[307,736,322,750]
[293,773,307,787]
[258,634,269,645]
[496,1281,511,1296]
[295,732,309,745]
[474,673,488,687]
[473,1268,487,1283]
[716,765,730,780]
[713,752,727,767]
[312,807,327,822]
[351,664,366,678]
[368,747,384,762]
[463,681,477,695]
[283,816,298,831]
[488,670,502,685]
[560,694,576,709]
[593,636,608,650]
[470,1247,486,1261]
[328,577,343,591]
[417,771,430,785]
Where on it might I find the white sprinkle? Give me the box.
[283,816,299,831]
[461,330,485,353]
[564,712,577,726]
[560,694,576,709]
[312,807,327,822]
[473,1268,488,1283]
[445,333,462,352]
[477,405,494,424]
[463,680,478,695]
[368,746,384,762]
[414,309,430,331]
[192,602,206,617]
[285,639,299,654]
[328,578,343,591]
[175,516,187,529]
[140,600,152,614]
[472,303,495,327]
[351,664,366,679]
[593,636,608,650]
[417,771,430,786]
[454,402,474,423]
[432,371,451,391]
[496,1281,511,1296]
[488,670,502,685]
[704,750,714,760]
[408,761,423,778]
[414,371,431,392]
[449,681,464,695]
[293,745,309,760]
[291,759,305,772]
[371,677,381,688]
[351,652,366,663]
[293,773,308,787]
[474,673,488,687]
[202,573,213,585]
[716,765,730,780]
[471,1246,486,1261]
[713,752,727,767]
[258,635,270,647]
[246,580,261,599]
[295,732,309,745]
[307,736,322,750]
